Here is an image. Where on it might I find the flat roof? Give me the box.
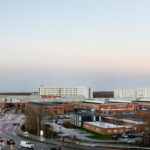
[75,112,101,116]
[85,121,128,128]
[28,102,68,106]
[105,117,145,124]
[82,101,131,105]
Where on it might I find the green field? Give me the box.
[79,128,112,140]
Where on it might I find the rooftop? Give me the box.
[105,117,145,124]
[28,102,69,106]
[85,121,129,128]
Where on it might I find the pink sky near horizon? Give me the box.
[0,0,150,91]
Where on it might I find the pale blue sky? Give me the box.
[0,0,150,92]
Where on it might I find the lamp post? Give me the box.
[59,126,61,133]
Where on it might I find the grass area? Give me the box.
[14,109,18,114]
[63,121,79,129]
[79,128,112,140]
[17,133,53,144]
[18,133,38,141]
[0,113,3,117]
[63,122,112,140]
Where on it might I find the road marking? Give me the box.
[6,126,9,133]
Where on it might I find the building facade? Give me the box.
[71,112,101,127]
[114,89,136,98]
[39,86,93,99]
[114,88,150,99]
[136,88,150,98]
[83,122,126,135]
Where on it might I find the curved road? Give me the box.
[0,114,58,150]
[0,113,108,150]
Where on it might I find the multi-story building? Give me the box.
[136,88,150,98]
[114,88,150,99]
[114,89,136,98]
[39,86,93,99]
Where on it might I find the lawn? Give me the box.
[79,128,112,140]
[63,122,112,140]
[14,109,18,114]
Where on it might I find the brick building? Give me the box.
[102,117,145,133]
[99,103,139,113]
[83,122,126,135]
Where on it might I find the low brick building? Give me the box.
[102,117,145,133]
[79,102,140,113]
[83,122,126,135]
[99,103,139,113]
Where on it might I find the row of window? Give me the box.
[85,124,124,133]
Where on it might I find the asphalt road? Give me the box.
[0,113,70,150]
[0,112,108,150]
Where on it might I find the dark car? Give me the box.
[13,123,17,126]
[51,146,61,150]
[128,134,136,138]
[51,147,57,150]
[112,135,119,140]
[7,139,15,145]
[0,137,4,143]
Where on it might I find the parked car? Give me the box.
[20,141,34,149]
[128,134,136,138]
[112,135,119,140]
[51,146,62,150]
[0,137,4,143]
[23,131,29,137]
[7,139,15,145]
[122,134,129,138]
[126,139,136,143]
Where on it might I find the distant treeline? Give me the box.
[93,91,114,98]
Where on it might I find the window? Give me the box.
[119,129,123,132]
[96,128,100,131]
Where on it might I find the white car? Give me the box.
[23,131,29,137]
[20,141,34,149]
[126,139,136,143]
[122,134,129,138]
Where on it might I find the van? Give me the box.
[20,141,34,149]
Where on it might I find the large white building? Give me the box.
[39,86,93,99]
[114,89,136,98]
[114,88,150,99]
[136,88,150,98]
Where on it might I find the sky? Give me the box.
[0,0,150,92]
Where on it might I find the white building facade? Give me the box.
[114,88,150,99]
[114,89,136,98]
[39,86,93,99]
[136,88,150,98]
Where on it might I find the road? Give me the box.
[0,112,108,150]
[0,113,59,150]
